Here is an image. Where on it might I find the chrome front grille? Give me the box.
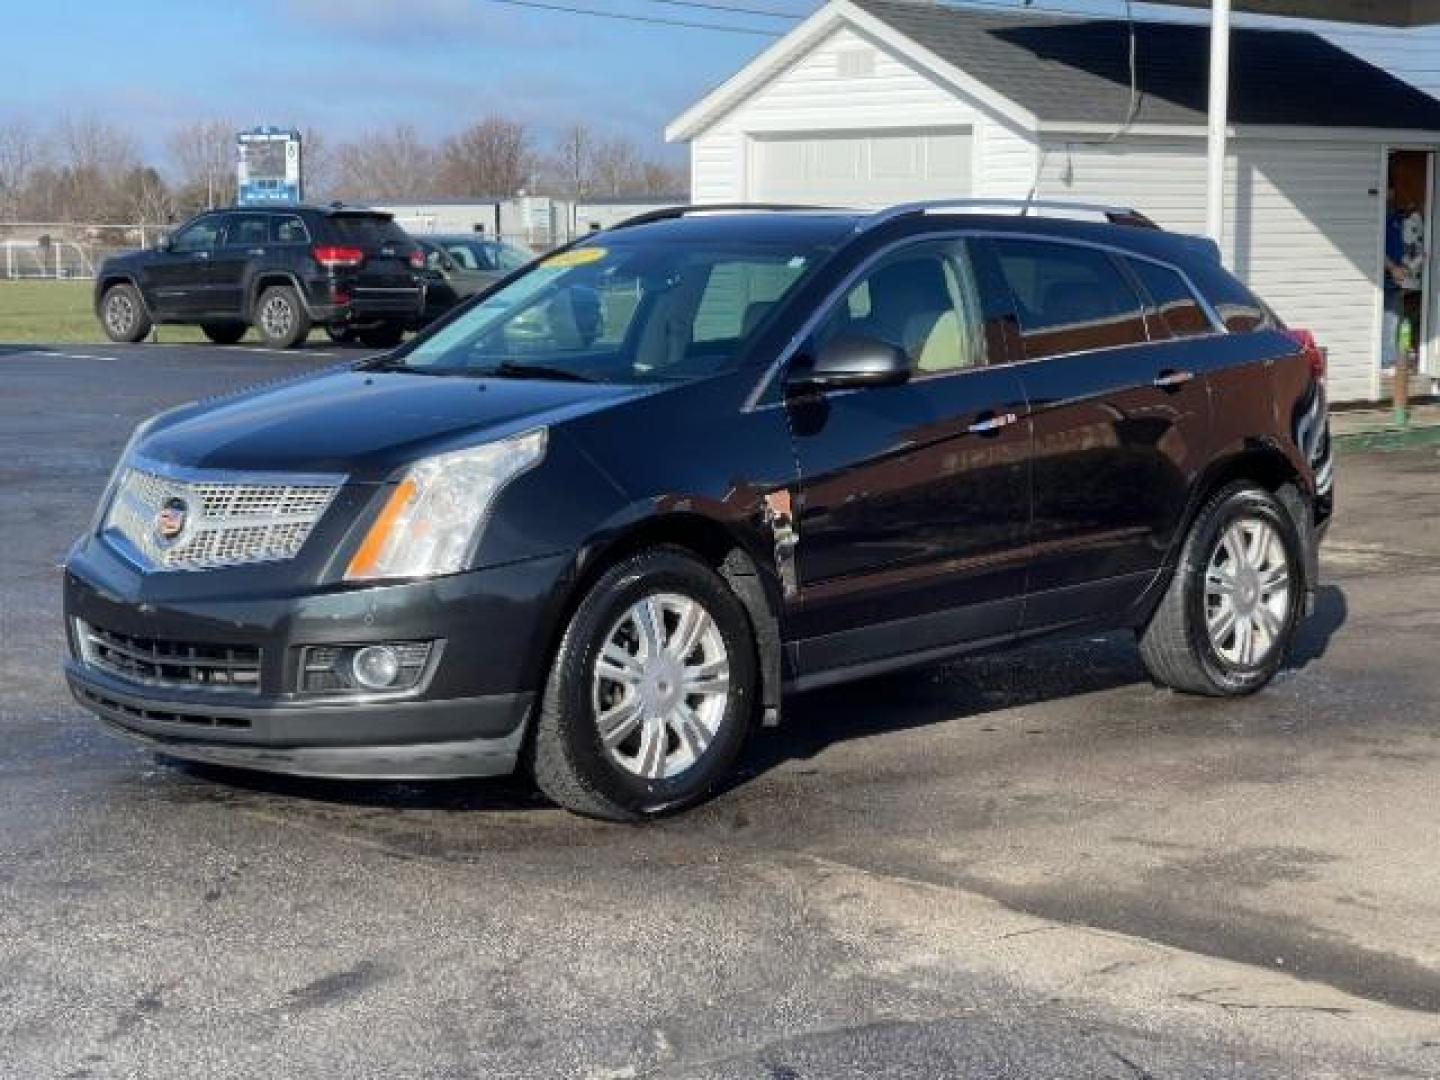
[76,621,262,694]
[102,461,341,571]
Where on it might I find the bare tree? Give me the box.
[117,165,175,227]
[167,118,235,211]
[552,122,596,201]
[0,119,44,220]
[332,124,437,201]
[51,115,140,220]
[590,135,646,198]
[437,117,531,197]
[299,126,334,201]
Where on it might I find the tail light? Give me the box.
[312,245,365,269]
[408,248,425,270]
[1285,328,1326,382]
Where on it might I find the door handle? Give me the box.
[1153,369,1195,389]
[247,247,266,256]
[191,250,210,260]
[967,411,1020,435]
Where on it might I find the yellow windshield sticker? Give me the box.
[544,247,607,268]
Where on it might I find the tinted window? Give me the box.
[271,215,309,244]
[992,239,1147,359]
[170,215,222,253]
[815,240,984,376]
[325,215,410,246]
[224,214,269,247]
[1126,258,1213,338]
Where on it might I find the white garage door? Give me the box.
[751,129,972,208]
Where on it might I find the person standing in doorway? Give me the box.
[1384,185,1408,371]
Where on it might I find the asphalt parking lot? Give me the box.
[4,342,1440,1078]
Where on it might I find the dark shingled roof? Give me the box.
[852,0,1440,130]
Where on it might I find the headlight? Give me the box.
[345,429,547,581]
[89,417,156,537]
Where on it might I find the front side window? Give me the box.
[813,240,984,376]
[388,237,825,384]
[170,215,222,253]
[992,238,1148,359]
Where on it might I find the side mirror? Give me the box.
[154,234,172,252]
[789,334,911,391]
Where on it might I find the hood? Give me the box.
[137,366,648,481]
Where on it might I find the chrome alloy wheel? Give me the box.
[104,291,137,336]
[260,294,294,339]
[1204,518,1292,667]
[591,592,731,781]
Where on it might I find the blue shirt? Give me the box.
[1386,211,1405,290]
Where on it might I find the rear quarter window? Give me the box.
[1199,269,1271,333]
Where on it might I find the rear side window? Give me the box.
[1126,258,1213,338]
[224,214,269,247]
[271,215,310,244]
[324,215,410,246]
[991,239,1147,359]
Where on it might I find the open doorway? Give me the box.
[1382,149,1434,387]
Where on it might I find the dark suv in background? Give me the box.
[95,205,425,349]
[65,200,1334,821]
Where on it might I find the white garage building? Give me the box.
[667,0,1440,403]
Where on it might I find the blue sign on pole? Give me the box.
[236,126,303,206]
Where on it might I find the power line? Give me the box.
[476,0,785,34]
[646,0,805,20]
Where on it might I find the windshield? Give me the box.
[388,237,824,384]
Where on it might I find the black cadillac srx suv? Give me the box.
[64,201,1334,821]
[94,205,425,349]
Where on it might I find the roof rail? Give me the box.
[608,203,842,230]
[866,198,1159,230]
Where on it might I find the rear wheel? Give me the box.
[357,321,406,349]
[1139,482,1302,696]
[254,285,310,348]
[99,283,152,343]
[200,320,246,345]
[532,548,757,821]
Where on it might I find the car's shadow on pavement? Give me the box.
[165,586,1349,816]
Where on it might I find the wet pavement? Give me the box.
[4,343,1440,1078]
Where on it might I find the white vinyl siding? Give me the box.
[975,118,1040,200]
[1036,136,1384,403]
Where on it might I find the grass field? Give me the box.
[0,280,206,344]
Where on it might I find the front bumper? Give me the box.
[63,540,569,779]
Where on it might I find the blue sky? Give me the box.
[3,0,1437,168]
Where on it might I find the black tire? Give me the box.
[253,285,311,348]
[1139,482,1304,697]
[357,321,406,349]
[200,321,247,345]
[532,547,758,821]
[98,283,152,343]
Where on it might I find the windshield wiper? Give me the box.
[486,360,596,383]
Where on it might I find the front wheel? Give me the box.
[99,283,152,343]
[254,285,311,348]
[532,548,757,821]
[1139,482,1303,696]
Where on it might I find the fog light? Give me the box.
[352,645,401,689]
